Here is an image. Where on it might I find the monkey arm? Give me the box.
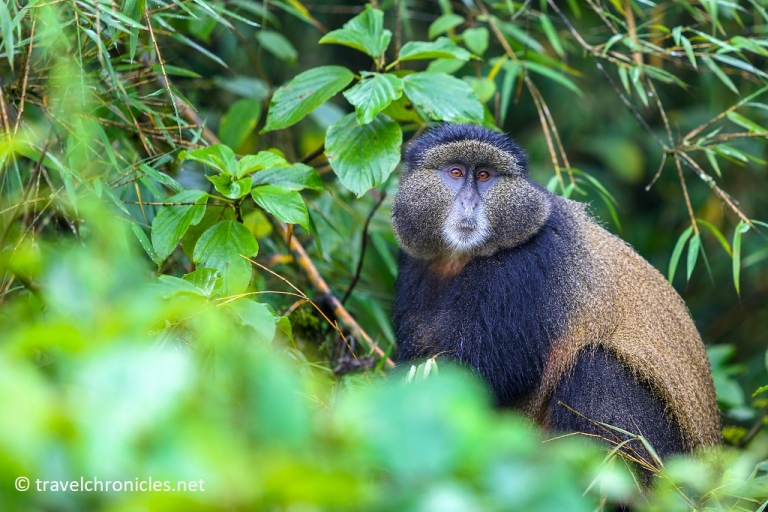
[547,346,686,470]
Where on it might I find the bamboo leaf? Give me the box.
[687,233,701,281]
[669,226,694,283]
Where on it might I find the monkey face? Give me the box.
[393,132,551,261]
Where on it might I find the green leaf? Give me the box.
[668,225,693,283]
[181,206,236,260]
[149,63,201,78]
[251,185,309,229]
[318,5,391,58]
[727,112,768,133]
[179,145,238,175]
[466,78,497,103]
[428,14,464,40]
[402,72,484,123]
[701,56,738,94]
[686,233,701,281]
[251,163,324,191]
[713,54,768,79]
[397,37,472,62]
[381,94,423,124]
[704,148,722,177]
[219,99,262,150]
[343,72,404,125]
[524,61,582,96]
[182,268,222,298]
[225,298,278,343]
[193,220,258,295]
[325,113,402,197]
[262,66,355,132]
[151,190,209,262]
[696,219,732,256]
[496,18,545,53]
[155,275,208,298]
[206,174,253,199]
[732,220,750,295]
[237,151,290,178]
[681,36,697,69]
[139,164,184,193]
[0,0,14,71]
[426,58,466,74]
[462,27,489,56]
[132,224,161,266]
[256,29,298,64]
[540,16,565,57]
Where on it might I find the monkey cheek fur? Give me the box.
[442,209,491,254]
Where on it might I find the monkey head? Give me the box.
[392,124,551,261]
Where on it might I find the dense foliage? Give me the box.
[1,0,767,509]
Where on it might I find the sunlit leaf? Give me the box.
[237,151,290,178]
[319,5,391,58]
[179,145,238,175]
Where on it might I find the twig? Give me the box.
[341,191,387,305]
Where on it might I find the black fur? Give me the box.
[394,196,576,405]
[550,346,685,478]
[404,124,528,174]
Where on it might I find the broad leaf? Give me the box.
[343,73,404,124]
[151,190,208,262]
[226,298,278,344]
[181,207,236,261]
[219,99,262,150]
[428,14,464,40]
[193,220,259,296]
[179,144,237,175]
[206,174,253,199]
[325,113,402,197]
[262,66,355,132]
[251,185,310,229]
[463,27,489,56]
[319,5,391,58]
[251,163,324,191]
[155,275,207,298]
[182,268,222,298]
[398,37,472,62]
[402,72,484,123]
[237,151,290,178]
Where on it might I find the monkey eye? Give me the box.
[477,169,491,181]
[448,166,464,178]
